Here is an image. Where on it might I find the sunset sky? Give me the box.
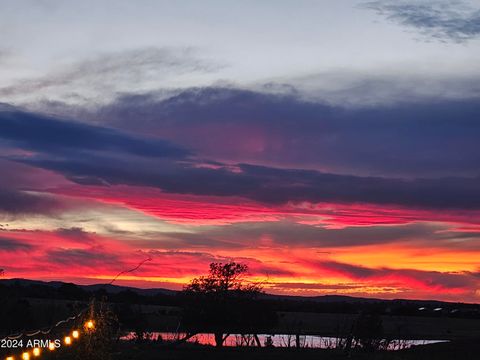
[1,0,480,302]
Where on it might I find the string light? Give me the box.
[1,311,86,341]
[64,336,72,345]
[3,318,99,360]
[85,320,95,330]
[4,322,97,360]
[1,257,149,344]
[0,255,142,360]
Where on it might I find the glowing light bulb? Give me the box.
[85,320,94,330]
[6,356,14,360]
[32,348,40,357]
[48,342,56,351]
[72,330,79,339]
[64,336,72,345]
[21,353,29,360]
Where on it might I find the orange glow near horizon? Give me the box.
[1,182,479,303]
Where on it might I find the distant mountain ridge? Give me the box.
[0,278,176,296]
[1,278,478,307]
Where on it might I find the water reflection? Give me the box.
[120,332,447,350]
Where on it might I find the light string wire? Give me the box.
[0,257,152,342]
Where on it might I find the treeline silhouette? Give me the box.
[1,279,479,331]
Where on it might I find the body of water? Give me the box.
[120,332,448,350]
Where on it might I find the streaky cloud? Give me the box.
[0,47,219,105]
[0,188,62,216]
[363,0,480,43]
[19,148,480,210]
[0,108,190,159]
[312,260,479,291]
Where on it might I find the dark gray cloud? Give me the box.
[0,188,63,215]
[0,109,190,158]
[363,0,480,43]
[83,87,480,178]
[20,151,480,209]
[47,247,119,266]
[156,221,466,249]
[3,95,480,210]
[0,237,32,251]
[55,227,97,244]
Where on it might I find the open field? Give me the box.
[118,305,480,340]
[6,297,480,341]
[276,311,480,340]
[2,282,480,360]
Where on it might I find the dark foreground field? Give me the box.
[102,339,480,360]
[2,280,480,360]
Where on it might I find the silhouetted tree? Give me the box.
[352,311,386,352]
[181,262,277,348]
